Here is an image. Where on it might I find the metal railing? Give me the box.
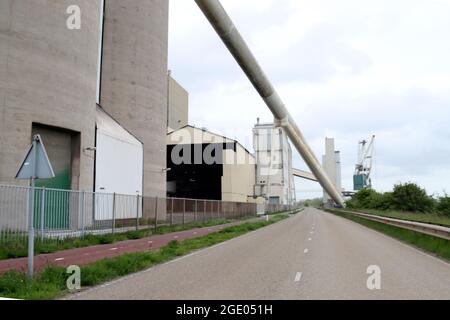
[0,185,296,243]
[337,209,450,241]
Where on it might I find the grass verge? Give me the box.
[0,218,245,261]
[0,213,289,300]
[344,208,450,228]
[326,209,450,262]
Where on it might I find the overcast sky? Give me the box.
[168,0,450,200]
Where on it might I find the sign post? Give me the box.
[16,134,54,278]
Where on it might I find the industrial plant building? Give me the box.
[322,138,342,207]
[0,1,301,211]
[253,121,296,206]
[166,121,299,207]
[0,1,170,199]
[167,73,189,133]
[167,126,257,203]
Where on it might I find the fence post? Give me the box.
[77,191,83,237]
[154,197,158,232]
[40,188,46,242]
[112,193,116,234]
[136,195,140,231]
[195,200,198,222]
[203,200,206,222]
[170,198,174,227]
[217,201,219,220]
[81,191,85,236]
[209,200,212,221]
[183,198,186,225]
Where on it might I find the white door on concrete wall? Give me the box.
[95,107,143,221]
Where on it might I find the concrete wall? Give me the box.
[322,138,337,205]
[253,123,294,205]
[168,75,188,132]
[100,0,169,198]
[0,0,101,191]
[335,151,342,195]
[222,145,256,203]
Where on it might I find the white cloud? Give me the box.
[169,0,450,199]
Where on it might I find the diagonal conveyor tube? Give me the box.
[194,0,344,206]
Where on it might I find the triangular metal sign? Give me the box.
[15,134,55,180]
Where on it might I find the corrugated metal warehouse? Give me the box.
[167,126,258,203]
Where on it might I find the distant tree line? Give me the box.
[346,182,450,216]
[303,198,323,208]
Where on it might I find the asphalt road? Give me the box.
[67,208,450,300]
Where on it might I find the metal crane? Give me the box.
[353,135,375,190]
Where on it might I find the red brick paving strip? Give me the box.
[0,219,262,275]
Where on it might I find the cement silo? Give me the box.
[100,0,169,198]
[0,0,102,191]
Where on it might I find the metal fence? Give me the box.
[0,185,296,243]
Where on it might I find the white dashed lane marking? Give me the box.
[294,272,303,282]
[304,249,309,254]
[55,258,64,261]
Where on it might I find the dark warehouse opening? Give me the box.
[167,143,236,200]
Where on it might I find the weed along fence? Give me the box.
[0,184,294,243]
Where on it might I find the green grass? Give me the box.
[326,209,450,262]
[344,208,450,227]
[0,213,289,300]
[0,218,243,261]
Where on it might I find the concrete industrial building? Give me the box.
[167,121,298,206]
[322,138,342,207]
[0,0,101,191]
[253,121,296,206]
[100,0,169,198]
[167,73,189,132]
[167,126,257,203]
[0,0,170,199]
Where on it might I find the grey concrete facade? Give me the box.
[100,0,169,198]
[168,75,189,132]
[253,122,295,206]
[322,138,342,206]
[0,0,101,191]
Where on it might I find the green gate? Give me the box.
[34,168,71,229]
